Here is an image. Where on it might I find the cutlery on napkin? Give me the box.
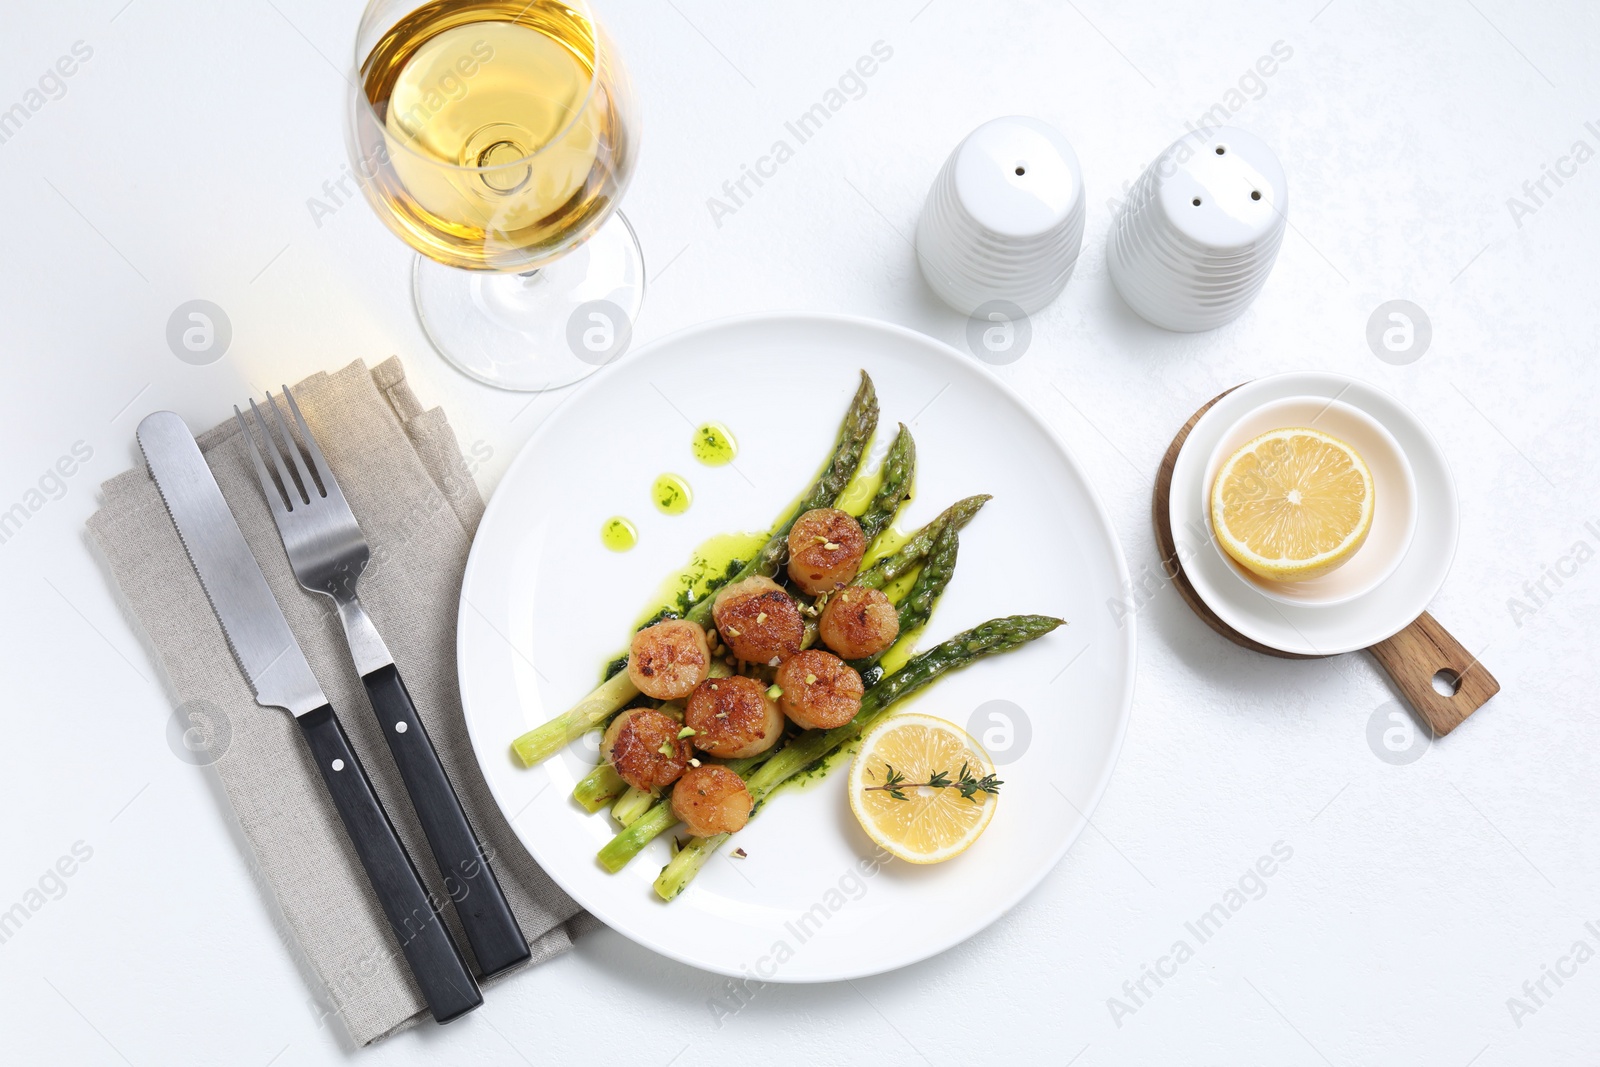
[88,358,595,1045]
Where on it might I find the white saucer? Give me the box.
[1169,373,1457,655]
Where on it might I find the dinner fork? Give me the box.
[236,387,530,979]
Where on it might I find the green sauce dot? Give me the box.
[691,423,737,466]
[601,516,637,552]
[652,473,693,515]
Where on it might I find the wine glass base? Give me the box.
[411,211,646,392]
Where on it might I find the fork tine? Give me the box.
[262,395,312,508]
[264,392,316,505]
[234,405,291,515]
[249,397,306,507]
[280,385,345,506]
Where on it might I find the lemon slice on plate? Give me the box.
[1210,426,1374,582]
[848,713,999,864]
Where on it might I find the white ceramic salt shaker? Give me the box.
[915,116,1086,316]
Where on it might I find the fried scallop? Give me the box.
[602,707,691,791]
[786,508,867,595]
[775,649,864,730]
[684,675,784,758]
[627,618,711,700]
[711,576,804,665]
[671,764,753,837]
[817,586,899,660]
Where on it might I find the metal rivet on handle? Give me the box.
[395,721,408,734]
[331,759,345,771]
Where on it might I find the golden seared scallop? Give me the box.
[818,586,899,660]
[786,508,867,595]
[684,675,784,758]
[775,649,864,730]
[711,576,804,665]
[627,619,711,700]
[602,707,691,791]
[671,764,753,837]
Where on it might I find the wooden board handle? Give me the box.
[1366,612,1499,737]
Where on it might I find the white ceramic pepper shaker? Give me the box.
[1107,126,1288,332]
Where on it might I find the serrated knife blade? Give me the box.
[137,410,327,716]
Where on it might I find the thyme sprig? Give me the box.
[867,762,1002,802]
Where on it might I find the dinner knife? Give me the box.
[137,411,481,1024]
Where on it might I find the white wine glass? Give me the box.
[347,0,642,391]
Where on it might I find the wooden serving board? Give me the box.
[1152,386,1498,737]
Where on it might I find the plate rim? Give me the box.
[457,310,1137,981]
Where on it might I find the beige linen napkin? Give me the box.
[88,357,591,1046]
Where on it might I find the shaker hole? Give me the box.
[1251,190,1262,200]
[1015,166,1026,176]
[1192,197,1202,206]
[1431,669,1461,697]
[1215,145,1227,155]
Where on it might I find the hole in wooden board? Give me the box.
[1431,669,1461,697]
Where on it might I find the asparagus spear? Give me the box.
[855,424,914,546]
[849,523,960,674]
[653,614,1065,900]
[511,374,880,769]
[684,370,880,624]
[573,763,627,813]
[852,493,991,592]
[611,786,658,826]
[596,754,768,872]
[511,670,637,768]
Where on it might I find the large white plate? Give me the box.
[458,313,1135,981]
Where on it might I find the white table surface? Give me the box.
[3,1,1597,1063]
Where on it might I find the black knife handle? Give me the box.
[362,664,531,978]
[297,705,482,1023]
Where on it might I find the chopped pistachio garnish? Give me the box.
[767,656,781,667]
[677,726,696,739]
[823,541,839,551]
[805,673,817,685]
[724,627,741,637]
[756,612,767,624]
[657,741,675,757]
[766,684,783,699]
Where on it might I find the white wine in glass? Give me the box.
[348,0,642,390]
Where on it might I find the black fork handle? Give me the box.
[298,705,482,1022]
[362,665,531,978]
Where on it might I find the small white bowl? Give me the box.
[1201,395,1418,607]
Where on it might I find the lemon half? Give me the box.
[848,713,999,864]
[1210,426,1374,582]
